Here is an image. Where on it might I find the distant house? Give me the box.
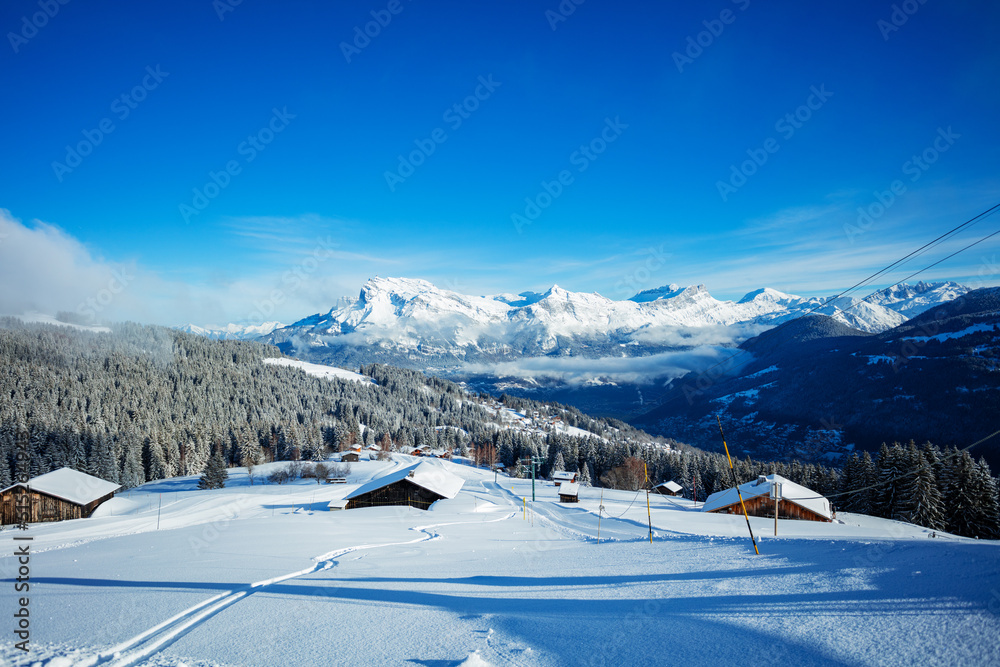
[653,481,683,496]
[344,461,464,511]
[0,468,121,525]
[702,474,832,522]
[552,471,577,487]
[341,452,360,463]
[558,482,580,503]
[410,448,425,457]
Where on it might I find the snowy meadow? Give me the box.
[2,456,999,666]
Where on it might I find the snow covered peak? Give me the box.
[358,276,440,304]
[630,284,684,303]
[866,281,970,318]
[738,287,805,307]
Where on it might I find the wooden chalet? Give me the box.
[653,481,683,496]
[702,474,832,522]
[552,471,577,487]
[1,468,121,526]
[341,452,360,463]
[558,482,580,503]
[344,461,463,511]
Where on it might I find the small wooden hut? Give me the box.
[0,468,121,526]
[341,452,360,463]
[558,482,580,503]
[653,481,683,496]
[552,471,577,487]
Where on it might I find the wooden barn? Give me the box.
[344,461,463,511]
[341,452,360,463]
[702,474,832,522]
[653,481,683,496]
[558,482,580,503]
[0,468,121,526]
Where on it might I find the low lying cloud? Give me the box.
[462,346,751,386]
[628,323,768,348]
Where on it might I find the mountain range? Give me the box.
[241,276,968,369]
[177,276,991,465]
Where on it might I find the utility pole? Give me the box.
[717,416,760,555]
[517,456,545,502]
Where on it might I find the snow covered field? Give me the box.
[2,458,999,666]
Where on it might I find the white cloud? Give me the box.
[462,346,751,386]
[0,210,365,326]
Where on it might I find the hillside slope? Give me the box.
[634,288,1000,468]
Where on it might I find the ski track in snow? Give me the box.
[5,460,999,666]
[76,511,517,667]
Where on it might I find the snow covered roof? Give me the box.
[2,467,121,506]
[345,462,464,501]
[701,474,831,520]
[552,471,575,481]
[558,482,580,497]
[656,481,683,493]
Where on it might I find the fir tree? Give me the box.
[941,449,978,537]
[895,451,945,530]
[552,451,566,474]
[198,448,229,490]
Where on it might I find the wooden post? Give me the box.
[645,463,652,544]
[598,488,604,544]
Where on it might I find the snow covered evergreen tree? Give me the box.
[198,448,229,490]
[895,449,945,530]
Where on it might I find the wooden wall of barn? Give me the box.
[346,480,442,511]
[0,487,115,525]
[709,494,830,522]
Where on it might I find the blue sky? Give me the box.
[1,0,998,325]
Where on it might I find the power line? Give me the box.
[796,427,1000,503]
[647,201,1000,413]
